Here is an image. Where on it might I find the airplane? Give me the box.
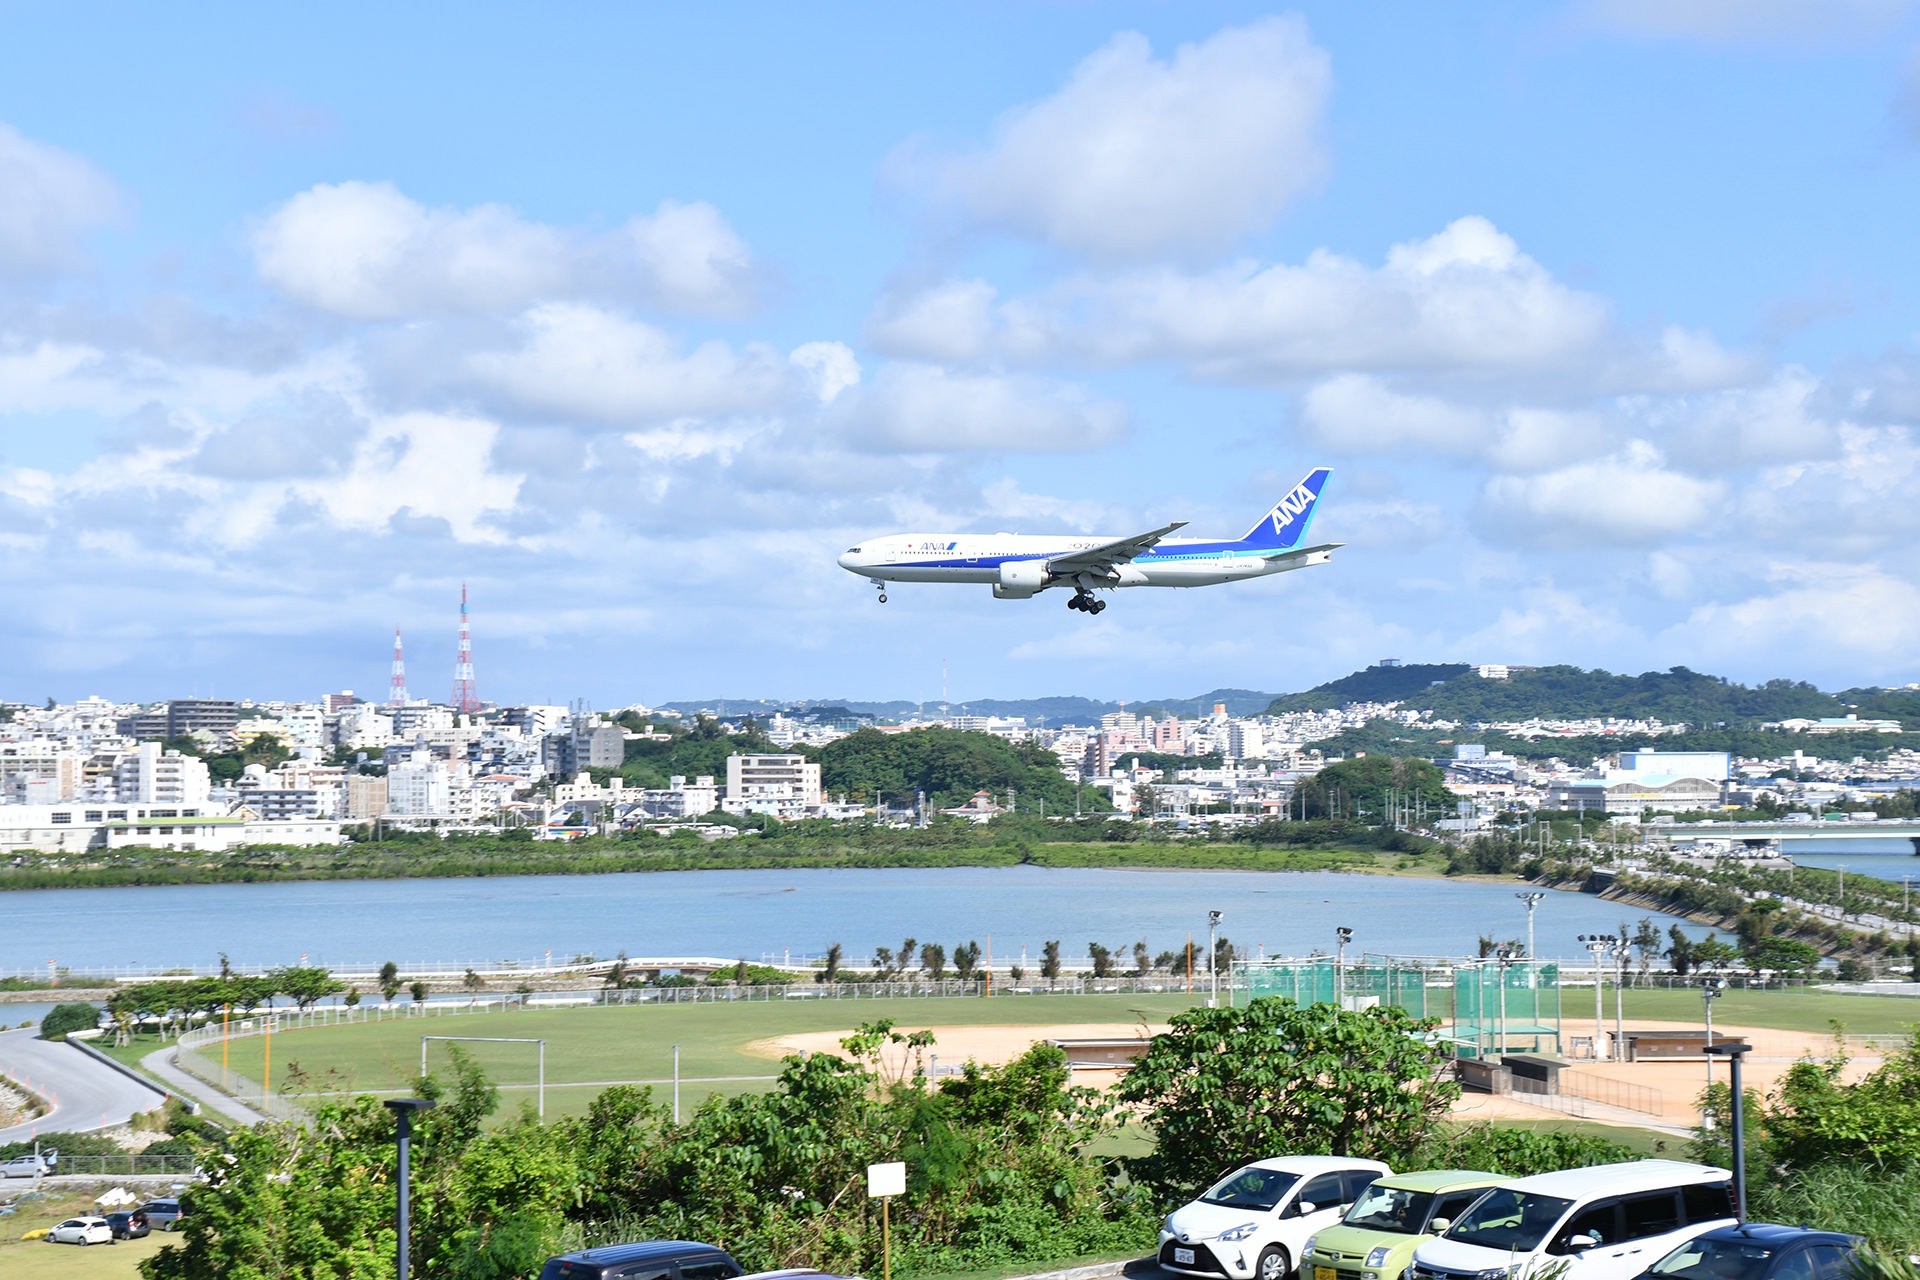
[837,467,1338,614]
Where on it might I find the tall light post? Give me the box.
[1335,926,1353,1010]
[1703,1042,1752,1221]
[384,1097,436,1280]
[1700,975,1726,1093]
[1493,946,1516,1057]
[1578,934,1618,1060]
[1515,891,1545,973]
[1207,910,1222,1008]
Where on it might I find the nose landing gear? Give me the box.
[870,579,888,604]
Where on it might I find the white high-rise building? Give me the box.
[114,742,211,806]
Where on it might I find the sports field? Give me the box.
[202,991,1200,1120]
[184,985,1920,1125]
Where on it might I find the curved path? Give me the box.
[0,1026,169,1141]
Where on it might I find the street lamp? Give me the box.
[1703,1042,1752,1221]
[1207,910,1222,1008]
[1335,926,1353,1010]
[1515,891,1545,969]
[1578,934,1618,1061]
[1700,975,1727,1093]
[1493,945,1517,1057]
[384,1098,437,1280]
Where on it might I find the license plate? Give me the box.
[1175,1249,1196,1266]
[1316,1269,1338,1280]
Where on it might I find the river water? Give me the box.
[0,865,1714,979]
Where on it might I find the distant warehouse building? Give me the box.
[1547,749,1730,816]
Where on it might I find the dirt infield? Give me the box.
[752,1018,1885,1133]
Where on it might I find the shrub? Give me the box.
[39,1002,100,1041]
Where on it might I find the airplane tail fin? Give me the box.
[1238,468,1330,550]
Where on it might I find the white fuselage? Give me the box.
[839,533,1327,590]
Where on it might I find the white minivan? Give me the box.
[1409,1160,1735,1280]
[1161,1155,1393,1280]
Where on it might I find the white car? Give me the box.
[1410,1160,1735,1280]
[1160,1156,1394,1280]
[0,1153,50,1178]
[47,1216,114,1245]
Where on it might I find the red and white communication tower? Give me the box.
[452,583,480,715]
[388,627,409,709]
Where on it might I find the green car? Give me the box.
[1301,1170,1505,1280]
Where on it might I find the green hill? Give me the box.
[1267,663,1471,712]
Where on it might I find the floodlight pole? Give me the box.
[1335,926,1353,1010]
[1700,975,1725,1093]
[1703,1042,1751,1221]
[1578,934,1616,1060]
[1207,911,1222,1008]
[1516,891,1545,979]
[384,1098,436,1280]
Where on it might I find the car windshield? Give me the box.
[1647,1238,1776,1280]
[1446,1190,1574,1252]
[1343,1186,1438,1234]
[1201,1167,1301,1211]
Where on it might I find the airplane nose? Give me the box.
[837,550,856,570]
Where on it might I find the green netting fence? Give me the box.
[1232,955,1561,1059]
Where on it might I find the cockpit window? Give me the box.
[847,547,862,553]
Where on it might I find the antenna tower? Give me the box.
[388,627,409,709]
[452,583,480,714]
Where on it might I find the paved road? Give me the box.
[138,1045,273,1127]
[0,1027,170,1141]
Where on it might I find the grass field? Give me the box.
[0,1192,177,1280]
[194,992,1200,1121]
[111,983,1920,1125]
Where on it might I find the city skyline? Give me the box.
[5,4,1920,703]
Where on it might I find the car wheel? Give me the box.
[1257,1246,1292,1280]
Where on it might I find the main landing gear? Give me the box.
[1068,591,1106,614]
[870,579,888,604]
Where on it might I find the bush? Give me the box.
[39,1002,100,1041]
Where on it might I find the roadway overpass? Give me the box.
[1658,820,1920,852]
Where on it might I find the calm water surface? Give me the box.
[0,866,1715,975]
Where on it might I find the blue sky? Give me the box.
[5,1,1920,707]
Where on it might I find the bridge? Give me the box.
[1658,820,1920,853]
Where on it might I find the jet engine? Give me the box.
[992,560,1049,599]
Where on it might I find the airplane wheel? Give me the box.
[877,593,887,604]
[1066,596,1081,611]
[1092,600,1106,614]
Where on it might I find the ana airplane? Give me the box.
[838,468,1338,614]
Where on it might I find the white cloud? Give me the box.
[789,341,862,405]
[253,182,757,319]
[1479,440,1724,542]
[867,279,998,362]
[1300,375,1601,471]
[1663,563,1920,670]
[902,17,1331,258]
[0,123,121,276]
[836,363,1127,454]
[463,303,795,424]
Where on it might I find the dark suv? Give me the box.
[539,1240,745,1280]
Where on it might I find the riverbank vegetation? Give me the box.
[0,813,1438,892]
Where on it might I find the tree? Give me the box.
[1117,996,1459,1198]
[897,937,917,979]
[820,942,844,984]
[951,940,980,983]
[1088,942,1115,979]
[873,945,895,975]
[40,1002,99,1041]
[919,942,946,980]
[267,965,344,1012]
[463,968,485,993]
[606,952,629,989]
[733,958,751,985]
[343,988,361,1009]
[1296,756,1454,823]
[1631,917,1663,984]
[408,980,428,1004]
[1040,940,1063,988]
[1667,924,1695,976]
[1133,940,1151,978]
[378,960,401,1004]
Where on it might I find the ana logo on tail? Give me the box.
[1269,481,1318,535]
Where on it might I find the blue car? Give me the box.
[1638,1223,1861,1280]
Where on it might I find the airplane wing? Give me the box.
[1046,520,1188,577]
[1263,541,1342,561]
